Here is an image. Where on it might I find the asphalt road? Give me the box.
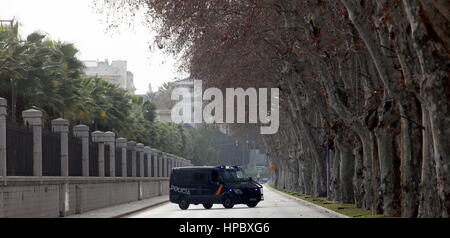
[126,185,345,218]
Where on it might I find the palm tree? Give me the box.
[0,22,69,122]
[76,76,132,132]
[0,21,35,121]
[44,41,85,120]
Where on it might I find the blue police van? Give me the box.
[169,166,264,210]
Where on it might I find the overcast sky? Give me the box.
[0,0,186,94]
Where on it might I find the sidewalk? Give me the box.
[66,195,169,218]
[265,184,349,218]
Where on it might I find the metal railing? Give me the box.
[68,135,83,176]
[0,97,194,182]
[6,121,33,176]
[42,129,61,176]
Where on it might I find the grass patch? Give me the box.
[268,184,391,218]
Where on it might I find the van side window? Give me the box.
[181,172,191,183]
[172,173,178,184]
[174,171,191,186]
[193,172,207,184]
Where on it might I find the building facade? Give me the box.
[83,60,136,95]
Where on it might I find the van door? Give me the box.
[205,170,222,203]
[191,171,208,203]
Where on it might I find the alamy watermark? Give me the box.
[171,80,279,134]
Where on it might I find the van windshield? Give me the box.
[220,169,241,182]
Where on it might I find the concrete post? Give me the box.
[167,156,171,177]
[127,141,137,177]
[172,156,175,173]
[144,146,152,177]
[166,156,170,177]
[116,138,127,177]
[51,118,69,177]
[163,154,170,178]
[92,131,105,177]
[59,182,70,217]
[164,154,169,178]
[0,98,7,185]
[74,125,90,177]
[136,143,144,178]
[167,154,171,177]
[172,157,176,169]
[75,184,83,214]
[104,132,116,177]
[158,152,163,178]
[168,157,175,178]
[138,180,143,200]
[22,109,43,177]
[152,150,158,178]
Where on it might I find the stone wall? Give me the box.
[0,97,193,218]
[0,177,169,218]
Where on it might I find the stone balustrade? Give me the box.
[0,97,193,218]
[0,97,192,180]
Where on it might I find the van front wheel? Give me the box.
[247,201,258,208]
[178,197,190,210]
[222,197,234,209]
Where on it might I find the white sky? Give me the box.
[0,0,187,94]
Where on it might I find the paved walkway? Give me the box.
[266,185,348,218]
[66,195,169,218]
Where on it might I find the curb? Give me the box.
[265,185,349,218]
[112,200,170,218]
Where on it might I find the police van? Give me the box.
[169,166,264,210]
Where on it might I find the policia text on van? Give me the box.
[169,166,264,210]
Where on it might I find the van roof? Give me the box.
[173,166,217,170]
[173,166,241,170]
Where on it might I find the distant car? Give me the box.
[169,166,264,210]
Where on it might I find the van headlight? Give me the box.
[233,189,243,195]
